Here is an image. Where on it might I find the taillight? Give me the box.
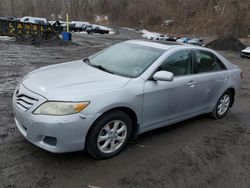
[240,71,243,79]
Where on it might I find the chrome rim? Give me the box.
[217,94,230,116]
[97,120,127,154]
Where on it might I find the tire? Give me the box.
[211,91,232,119]
[86,110,132,159]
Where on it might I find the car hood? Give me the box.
[22,60,131,100]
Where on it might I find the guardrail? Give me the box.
[0,20,61,38]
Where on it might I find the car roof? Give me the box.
[126,40,183,50]
[126,40,208,51]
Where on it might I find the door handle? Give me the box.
[188,80,196,87]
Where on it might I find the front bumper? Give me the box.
[241,52,250,58]
[12,84,99,153]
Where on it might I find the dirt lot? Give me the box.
[0,28,250,188]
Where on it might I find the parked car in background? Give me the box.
[86,25,109,34]
[72,21,90,31]
[82,24,92,31]
[160,35,170,41]
[240,47,250,58]
[0,16,20,21]
[153,34,170,41]
[151,34,168,41]
[166,35,178,42]
[13,40,242,159]
[49,20,77,31]
[141,30,178,42]
[49,20,61,26]
[155,35,179,42]
[188,38,204,46]
[177,37,190,43]
[20,16,47,25]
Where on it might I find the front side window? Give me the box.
[88,43,164,78]
[158,50,193,76]
[195,50,226,73]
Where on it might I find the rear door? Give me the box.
[192,50,228,110]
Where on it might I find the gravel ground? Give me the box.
[0,28,250,188]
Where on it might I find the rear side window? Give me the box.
[195,50,226,73]
[158,50,193,76]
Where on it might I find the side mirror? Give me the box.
[153,71,174,82]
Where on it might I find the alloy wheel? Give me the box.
[97,120,127,154]
[217,94,230,116]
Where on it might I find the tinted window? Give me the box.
[195,51,226,73]
[158,50,192,76]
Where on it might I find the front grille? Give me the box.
[16,94,38,111]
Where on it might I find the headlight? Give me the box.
[33,101,90,115]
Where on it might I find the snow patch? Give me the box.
[0,36,15,41]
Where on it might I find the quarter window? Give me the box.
[195,50,226,73]
[158,50,192,76]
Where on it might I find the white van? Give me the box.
[20,16,47,25]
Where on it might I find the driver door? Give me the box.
[142,50,198,129]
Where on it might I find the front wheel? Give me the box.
[211,91,232,119]
[86,111,132,159]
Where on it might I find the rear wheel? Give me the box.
[211,91,232,119]
[86,110,132,159]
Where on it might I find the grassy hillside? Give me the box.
[0,0,249,37]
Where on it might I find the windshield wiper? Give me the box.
[91,64,116,75]
[83,58,116,75]
[83,57,91,64]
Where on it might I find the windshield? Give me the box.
[88,42,164,78]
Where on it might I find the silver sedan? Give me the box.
[13,40,242,159]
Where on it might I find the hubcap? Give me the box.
[217,94,230,116]
[97,120,127,153]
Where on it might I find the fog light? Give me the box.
[43,136,57,146]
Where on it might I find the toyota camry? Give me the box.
[13,40,242,159]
